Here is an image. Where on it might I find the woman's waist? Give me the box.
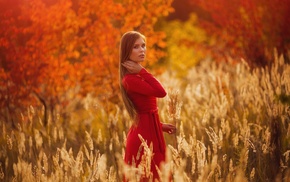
[134,108,160,127]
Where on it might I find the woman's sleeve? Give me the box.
[123,68,167,97]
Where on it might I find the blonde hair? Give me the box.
[119,31,146,122]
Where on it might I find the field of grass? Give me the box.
[0,53,289,181]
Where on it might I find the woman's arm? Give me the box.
[122,61,166,97]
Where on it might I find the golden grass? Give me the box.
[0,52,289,181]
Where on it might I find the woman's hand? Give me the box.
[162,123,177,134]
[122,61,143,74]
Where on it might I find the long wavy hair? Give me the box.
[119,31,146,123]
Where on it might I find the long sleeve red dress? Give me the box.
[122,68,167,180]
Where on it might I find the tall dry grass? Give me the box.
[0,52,289,181]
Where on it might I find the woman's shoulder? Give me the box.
[122,73,143,85]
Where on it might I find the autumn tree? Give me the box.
[189,0,290,67]
[0,0,173,125]
[161,14,210,77]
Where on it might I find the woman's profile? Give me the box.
[119,31,176,181]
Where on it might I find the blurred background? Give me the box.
[0,0,289,181]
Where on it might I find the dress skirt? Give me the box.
[124,109,166,180]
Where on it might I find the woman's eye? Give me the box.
[133,44,145,49]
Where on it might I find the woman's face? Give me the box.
[129,37,146,62]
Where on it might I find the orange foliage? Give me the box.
[0,0,173,124]
[190,0,290,66]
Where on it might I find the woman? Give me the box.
[119,31,176,180]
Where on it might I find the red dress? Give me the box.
[122,68,167,180]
